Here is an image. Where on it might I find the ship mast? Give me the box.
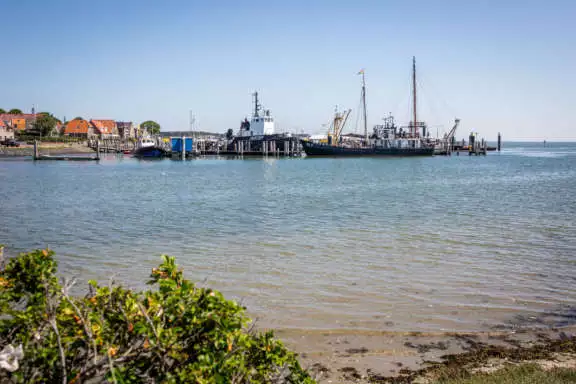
[253,91,261,118]
[412,56,417,137]
[361,70,368,143]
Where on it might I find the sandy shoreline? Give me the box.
[0,143,95,157]
[275,326,576,383]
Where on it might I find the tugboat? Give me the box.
[301,57,436,157]
[226,92,300,156]
[133,136,168,158]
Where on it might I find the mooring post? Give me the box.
[33,140,38,160]
[96,140,100,160]
[497,132,501,151]
[181,136,185,159]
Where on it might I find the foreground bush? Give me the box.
[0,249,313,383]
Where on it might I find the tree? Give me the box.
[8,108,22,114]
[73,116,84,120]
[39,112,62,124]
[0,109,5,114]
[225,128,234,140]
[31,114,58,136]
[141,120,161,135]
[0,249,314,383]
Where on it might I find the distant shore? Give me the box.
[0,143,95,157]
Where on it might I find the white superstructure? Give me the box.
[138,136,155,148]
[238,92,275,137]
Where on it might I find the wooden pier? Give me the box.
[434,133,498,156]
[194,136,303,157]
[88,138,139,153]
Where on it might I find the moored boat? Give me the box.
[133,137,168,158]
[302,58,438,158]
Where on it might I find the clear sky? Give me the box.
[1,0,574,140]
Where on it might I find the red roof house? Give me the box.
[90,120,118,137]
[64,119,92,137]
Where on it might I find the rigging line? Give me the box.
[354,94,363,134]
[416,67,456,118]
[389,85,411,125]
[417,81,446,135]
[405,66,414,127]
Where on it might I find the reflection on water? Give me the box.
[1,142,575,332]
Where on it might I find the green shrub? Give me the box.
[14,135,85,143]
[0,249,314,383]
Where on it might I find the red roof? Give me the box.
[65,119,90,134]
[90,119,116,135]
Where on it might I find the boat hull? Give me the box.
[301,141,435,157]
[133,146,168,158]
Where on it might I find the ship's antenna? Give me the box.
[412,56,417,138]
[253,91,260,118]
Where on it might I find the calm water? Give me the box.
[1,143,575,333]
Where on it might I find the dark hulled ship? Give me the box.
[301,57,436,157]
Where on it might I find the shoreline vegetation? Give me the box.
[0,248,312,383]
[0,247,574,383]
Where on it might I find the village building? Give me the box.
[0,113,38,132]
[116,121,135,138]
[64,119,93,138]
[0,120,15,141]
[90,119,118,138]
[49,121,64,136]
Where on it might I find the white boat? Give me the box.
[138,137,156,148]
[133,136,167,158]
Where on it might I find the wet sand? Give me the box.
[275,326,576,383]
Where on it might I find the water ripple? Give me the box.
[1,143,576,332]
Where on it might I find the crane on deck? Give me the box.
[444,118,460,142]
[327,108,352,145]
[435,118,460,155]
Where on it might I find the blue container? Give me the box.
[171,137,194,152]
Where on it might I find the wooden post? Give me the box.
[497,132,501,151]
[33,140,38,160]
[96,140,100,160]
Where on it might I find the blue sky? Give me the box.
[1,0,574,140]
